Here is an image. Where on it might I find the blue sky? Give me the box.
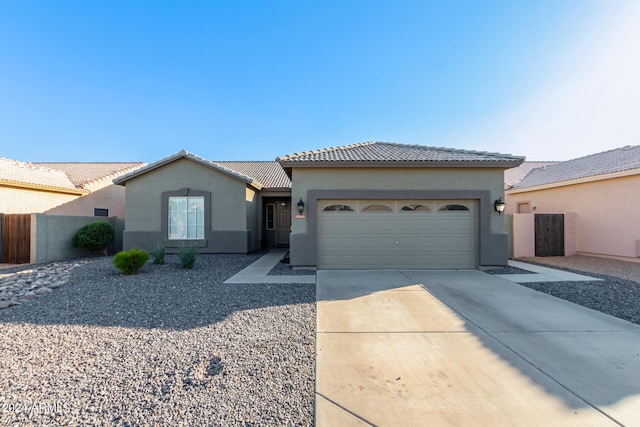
[1,1,638,163]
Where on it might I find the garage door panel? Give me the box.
[318,199,476,269]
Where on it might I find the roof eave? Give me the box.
[507,167,640,194]
[114,151,262,189]
[277,159,525,169]
[0,179,89,195]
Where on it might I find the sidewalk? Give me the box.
[224,248,316,284]
[496,260,604,284]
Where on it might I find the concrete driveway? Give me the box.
[315,270,640,426]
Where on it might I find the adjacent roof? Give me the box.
[114,150,289,190]
[512,145,640,190]
[277,141,524,169]
[504,161,558,189]
[216,161,291,190]
[0,157,86,194]
[35,162,146,188]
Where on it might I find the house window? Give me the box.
[401,204,430,212]
[266,203,275,230]
[323,204,354,212]
[94,208,109,217]
[362,204,392,212]
[168,196,204,239]
[439,204,469,211]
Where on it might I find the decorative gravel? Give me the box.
[268,261,316,276]
[483,266,534,275]
[0,254,316,426]
[485,260,640,326]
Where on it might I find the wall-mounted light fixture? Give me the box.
[494,197,506,215]
[297,198,305,215]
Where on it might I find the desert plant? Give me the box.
[150,243,166,264]
[113,248,149,275]
[178,246,197,269]
[71,220,115,254]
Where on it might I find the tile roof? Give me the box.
[504,161,558,189]
[277,141,524,166]
[0,157,83,193]
[35,162,146,188]
[216,161,291,189]
[513,145,640,189]
[114,150,291,190]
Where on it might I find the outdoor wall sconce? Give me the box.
[297,198,305,215]
[494,197,506,215]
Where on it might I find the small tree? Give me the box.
[71,220,115,255]
[114,248,149,275]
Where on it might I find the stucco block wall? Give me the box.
[31,214,123,264]
[121,158,251,253]
[289,167,509,268]
[45,184,127,217]
[0,186,78,214]
[506,175,640,260]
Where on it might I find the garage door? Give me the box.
[318,200,476,269]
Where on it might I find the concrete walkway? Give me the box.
[316,269,640,426]
[496,260,604,284]
[224,248,316,284]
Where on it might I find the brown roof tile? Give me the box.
[35,162,146,188]
[0,157,80,192]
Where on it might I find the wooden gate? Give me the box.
[534,214,564,257]
[0,214,31,264]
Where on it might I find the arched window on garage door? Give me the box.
[323,204,354,212]
[361,204,392,212]
[401,204,431,212]
[438,204,469,211]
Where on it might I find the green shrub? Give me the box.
[71,220,115,254]
[178,246,197,269]
[114,248,149,275]
[150,243,166,264]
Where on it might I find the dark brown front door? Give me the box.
[535,214,564,256]
[276,202,291,246]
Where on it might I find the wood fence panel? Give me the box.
[1,214,31,264]
[534,214,564,257]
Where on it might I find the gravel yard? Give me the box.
[486,255,640,326]
[0,254,316,426]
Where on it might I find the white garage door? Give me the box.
[318,200,476,269]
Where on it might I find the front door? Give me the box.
[276,202,291,246]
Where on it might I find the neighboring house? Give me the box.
[0,158,145,217]
[116,142,523,269]
[506,145,640,261]
[504,161,558,191]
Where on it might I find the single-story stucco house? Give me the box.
[505,145,640,262]
[114,142,523,270]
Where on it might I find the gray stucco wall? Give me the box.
[121,158,252,253]
[288,167,509,268]
[31,214,123,264]
[246,187,260,252]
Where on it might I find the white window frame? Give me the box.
[168,196,205,240]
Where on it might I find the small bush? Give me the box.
[71,220,115,253]
[178,246,197,269]
[151,243,166,264]
[114,248,149,275]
